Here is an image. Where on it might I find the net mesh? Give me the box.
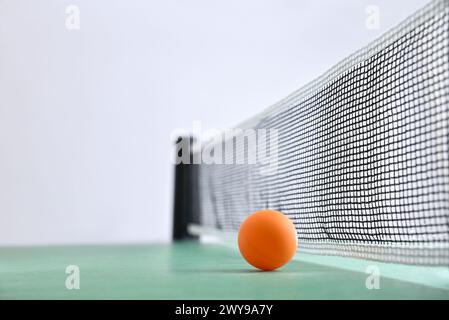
[196,0,449,265]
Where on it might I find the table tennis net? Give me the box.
[193,0,449,265]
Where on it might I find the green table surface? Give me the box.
[1,242,448,299]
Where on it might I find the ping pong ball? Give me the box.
[238,210,297,271]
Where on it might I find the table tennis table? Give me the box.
[1,241,448,299]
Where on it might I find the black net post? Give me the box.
[172,136,199,241]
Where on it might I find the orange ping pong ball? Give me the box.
[238,210,297,271]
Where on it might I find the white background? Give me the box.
[0,0,428,245]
